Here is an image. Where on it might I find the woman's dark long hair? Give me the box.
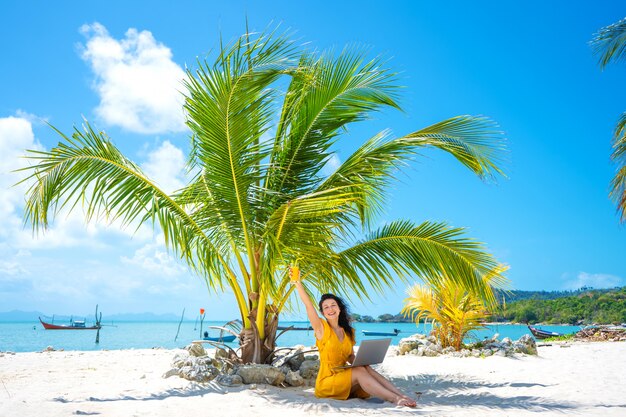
[319,293,354,342]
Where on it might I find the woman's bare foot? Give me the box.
[396,396,417,407]
[403,394,418,404]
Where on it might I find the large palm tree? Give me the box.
[591,17,626,222]
[21,29,508,364]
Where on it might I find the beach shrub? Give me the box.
[402,265,508,351]
[543,333,575,342]
[402,281,488,351]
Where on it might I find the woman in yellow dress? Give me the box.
[291,267,416,407]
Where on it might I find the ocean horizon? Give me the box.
[0,319,582,353]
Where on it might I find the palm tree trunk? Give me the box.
[240,306,280,363]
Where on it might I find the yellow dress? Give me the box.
[314,320,369,400]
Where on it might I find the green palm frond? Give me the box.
[182,30,297,250]
[264,49,400,205]
[264,185,366,239]
[613,112,626,162]
[18,122,229,290]
[592,17,626,223]
[258,186,366,300]
[401,285,439,323]
[261,204,364,305]
[329,220,503,304]
[402,115,507,181]
[173,172,242,254]
[318,116,507,228]
[610,112,626,222]
[319,130,410,226]
[610,165,626,223]
[591,17,626,69]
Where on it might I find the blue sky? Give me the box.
[1,1,626,319]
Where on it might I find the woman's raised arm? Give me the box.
[291,266,324,340]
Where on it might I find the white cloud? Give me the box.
[0,238,205,315]
[0,115,153,251]
[141,140,187,194]
[0,259,27,276]
[79,22,188,134]
[12,213,150,250]
[14,109,47,125]
[562,271,624,290]
[0,118,202,315]
[0,116,83,248]
[121,238,187,278]
[0,116,43,240]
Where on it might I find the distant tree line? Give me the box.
[351,313,412,323]
[493,287,603,303]
[492,287,626,325]
[353,287,626,325]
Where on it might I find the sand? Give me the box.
[1,341,625,417]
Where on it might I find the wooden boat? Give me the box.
[202,324,237,343]
[362,328,401,337]
[277,325,313,331]
[39,317,101,330]
[202,334,236,343]
[527,325,563,339]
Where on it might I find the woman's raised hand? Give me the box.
[290,265,301,284]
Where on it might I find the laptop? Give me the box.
[334,338,391,369]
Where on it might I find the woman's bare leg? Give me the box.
[350,367,415,407]
[350,367,397,403]
[364,365,416,404]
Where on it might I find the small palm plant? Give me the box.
[402,265,508,350]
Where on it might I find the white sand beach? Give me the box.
[1,341,625,417]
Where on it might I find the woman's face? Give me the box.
[321,298,341,320]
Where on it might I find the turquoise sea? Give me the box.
[0,320,582,353]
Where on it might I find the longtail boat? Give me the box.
[39,317,101,330]
[202,324,238,343]
[362,328,401,337]
[527,325,563,339]
[202,334,237,342]
[277,325,313,331]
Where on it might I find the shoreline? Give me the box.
[5,322,575,353]
[1,341,625,416]
[0,319,604,326]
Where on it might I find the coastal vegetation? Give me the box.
[494,287,600,302]
[356,286,626,325]
[494,287,626,325]
[351,313,412,323]
[591,18,626,222]
[20,28,507,364]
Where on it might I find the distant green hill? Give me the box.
[493,287,626,325]
[493,287,612,303]
[0,310,181,322]
[0,310,44,322]
[351,313,412,323]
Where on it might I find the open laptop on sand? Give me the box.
[334,338,391,369]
